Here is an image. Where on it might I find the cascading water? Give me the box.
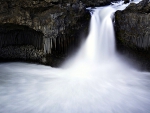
[85,6,116,60]
[0,1,150,113]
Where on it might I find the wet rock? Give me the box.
[0,24,45,64]
[0,0,91,66]
[0,0,111,66]
[115,0,150,70]
[115,0,150,49]
[81,0,111,7]
[0,45,45,62]
[0,24,44,50]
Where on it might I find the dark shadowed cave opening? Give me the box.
[0,23,45,63]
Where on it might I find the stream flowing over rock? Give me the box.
[115,0,150,70]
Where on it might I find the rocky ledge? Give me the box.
[0,0,113,66]
[115,0,150,70]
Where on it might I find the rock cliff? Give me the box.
[115,0,150,70]
[0,0,112,66]
[0,0,104,66]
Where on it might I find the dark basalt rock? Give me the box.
[0,24,43,50]
[81,0,111,7]
[0,24,45,63]
[115,0,150,70]
[0,45,44,61]
[1,0,112,66]
[0,0,90,66]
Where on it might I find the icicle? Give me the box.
[44,38,46,53]
[48,38,51,54]
[44,42,46,54]
[46,38,49,54]
[44,38,49,54]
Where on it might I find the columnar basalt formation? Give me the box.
[0,1,77,65]
[0,24,45,62]
[0,0,114,66]
[115,0,150,70]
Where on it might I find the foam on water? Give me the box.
[0,1,150,113]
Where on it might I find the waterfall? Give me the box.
[0,1,150,113]
[62,1,130,68]
[85,7,116,61]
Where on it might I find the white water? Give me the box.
[0,1,150,113]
